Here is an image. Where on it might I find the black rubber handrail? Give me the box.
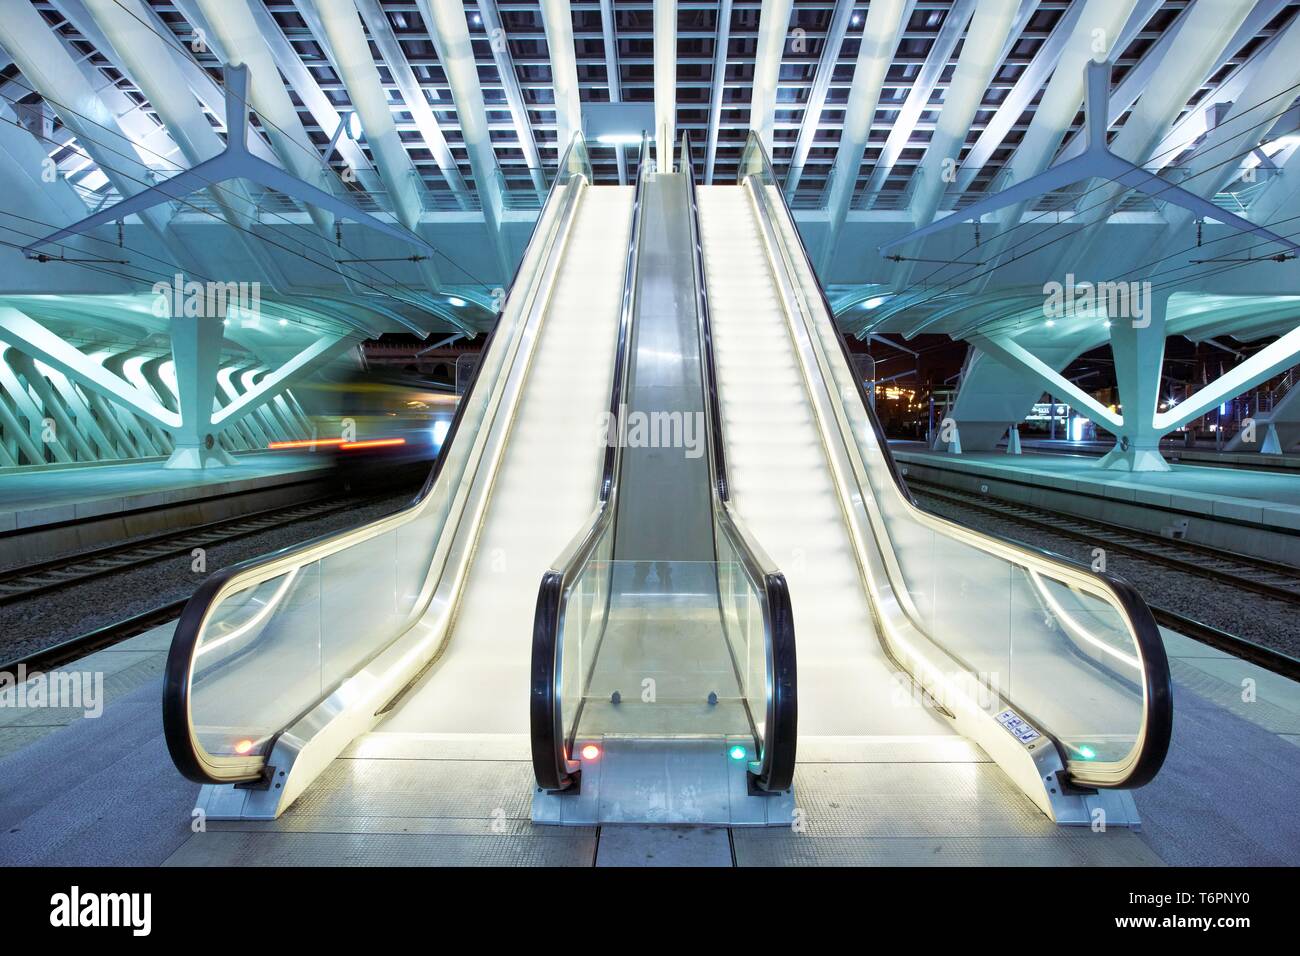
[683,132,796,793]
[165,135,593,785]
[738,132,1171,789]
[531,134,650,792]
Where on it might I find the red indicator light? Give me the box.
[340,438,408,450]
[580,744,600,761]
[267,438,345,449]
[234,739,254,755]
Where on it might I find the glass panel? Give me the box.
[555,555,761,756]
[190,563,322,758]
[1008,568,1144,764]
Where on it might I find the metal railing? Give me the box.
[685,132,797,792]
[530,134,650,792]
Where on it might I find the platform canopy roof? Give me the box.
[2,1,1300,344]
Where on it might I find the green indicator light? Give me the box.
[728,745,748,761]
[1077,745,1096,760]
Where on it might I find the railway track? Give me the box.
[908,479,1300,606]
[0,495,362,605]
[0,599,187,674]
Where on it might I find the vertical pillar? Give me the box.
[166,297,235,470]
[1098,290,1171,472]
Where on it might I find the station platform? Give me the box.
[0,617,1294,867]
[0,452,335,565]
[891,443,1300,564]
[1015,437,1300,472]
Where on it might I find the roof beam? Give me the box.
[785,0,855,196]
[597,0,628,185]
[417,0,511,278]
[861,0,975,198]
[655,0,676,171]
[1054,0,1283,168]
[1069,0,1255,234]
[750,0,794,152]
[704,0,733,183]
[894,0,1021,286]
[539,0,582,165]
[817,0,910,272]
[954,0,1089,192]
[219,0,382,195]
[312,0,446,294]
[356,0,473,205]
[79,0,286,290]
[1161,11,1300,240]
[482,0,546,192]
[189,0,360,225]
[0,0,172,244]
[1148,0,1294,169]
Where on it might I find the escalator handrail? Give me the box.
[531,134,650,792]
[682,132,796,793]
[737,132,1171,789]
[165,135,595,785]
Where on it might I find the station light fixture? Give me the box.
[580,744,600,761]
[595,133,644,146]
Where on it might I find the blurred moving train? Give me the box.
[271,367,458,492]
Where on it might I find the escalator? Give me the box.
[692,133,1172,824]
[162,136,639,818]
[163,129,1171,832]
[529,136,795,825]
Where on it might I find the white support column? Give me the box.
[0,366,49,464]
[1098,292,1171,472]
[972,333,1124,432]
[167,305,233,470]
[44,365,119,459]
[1155,326,1300,434]
[0,309,179,431]
[654,0,677,172]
